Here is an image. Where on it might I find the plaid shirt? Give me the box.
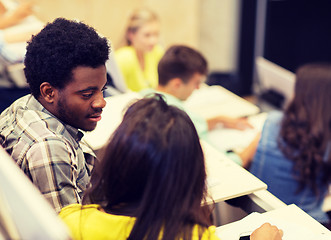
[0,94,96,213]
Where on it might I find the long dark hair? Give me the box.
[279,63,331,194]
[84,94,211,240]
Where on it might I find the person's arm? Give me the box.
[3,27,40,43]
[236,132,261,168]
[26,138,90,213]
[207,115,253,131]
[0,2,6,15]
[250,223,283,240]
[0,0,35,29]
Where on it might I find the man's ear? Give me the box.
[40,82,56,103]
[169,78,183,89]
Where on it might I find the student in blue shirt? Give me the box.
[250,63,331,224]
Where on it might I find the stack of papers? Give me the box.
[216,205,331,240]
[207,112,267,152]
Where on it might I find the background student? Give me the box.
[115,7,164,92]
[0,18,109,213]
[0,0,34,29]
[60,95,283,240]
[141,45,260,167]
[250,63,331,225]
[0,0,44,64]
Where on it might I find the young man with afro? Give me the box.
[0,18,110,213]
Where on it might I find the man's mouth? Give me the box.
[87,113,102,122]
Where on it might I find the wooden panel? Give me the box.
[34,0,199,49]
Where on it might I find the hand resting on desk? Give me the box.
[207,115,253,131]
[250,223,283,240]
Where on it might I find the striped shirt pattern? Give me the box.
[0,94,95,213]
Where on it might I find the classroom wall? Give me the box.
[34,0,239,72]
[199,0,240,72]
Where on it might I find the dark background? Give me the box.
[208,0,331,96]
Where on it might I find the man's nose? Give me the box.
[92,93,106,109]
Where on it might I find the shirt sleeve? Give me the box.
[25,137,90,213]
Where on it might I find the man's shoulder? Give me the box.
[1,94,31,114]
[140,89,184,108]
[160,92,184,108]
[0,96,72,148]
[115,46,135,60]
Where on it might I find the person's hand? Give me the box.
[250,223,283,240]
[221,116,253,130]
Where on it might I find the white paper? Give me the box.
[216,211,331,240]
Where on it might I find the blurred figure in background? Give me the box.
[0,0,43,64]
[0,0,35,29]
[250,63,331,225]
[115,8,164,92]
[0,0,44,113]
[141,45,259,168]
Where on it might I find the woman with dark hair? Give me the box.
[60,94,282,240]
[250,63,331,224]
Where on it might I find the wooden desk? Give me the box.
[185,85,265,153]
[216,204,331,240]
[184,85,260,119]
[201,140,267,204]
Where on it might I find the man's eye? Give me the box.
[82,92,93,98]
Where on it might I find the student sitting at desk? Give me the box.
[59,95,283,240]
[115,8,164,92]
[0,18,109,213]
[250,63,331,224]
[141,45,260,168]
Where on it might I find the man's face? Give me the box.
[177,73,206,101]
[54,65,107,131]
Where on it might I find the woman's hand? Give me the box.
[250,223,283,240]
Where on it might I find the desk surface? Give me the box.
[216,204,331,240]
[184,85,260,119]
[201,140,267,204]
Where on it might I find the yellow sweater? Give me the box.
[115,45,164,92]
[59,204,220,240]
